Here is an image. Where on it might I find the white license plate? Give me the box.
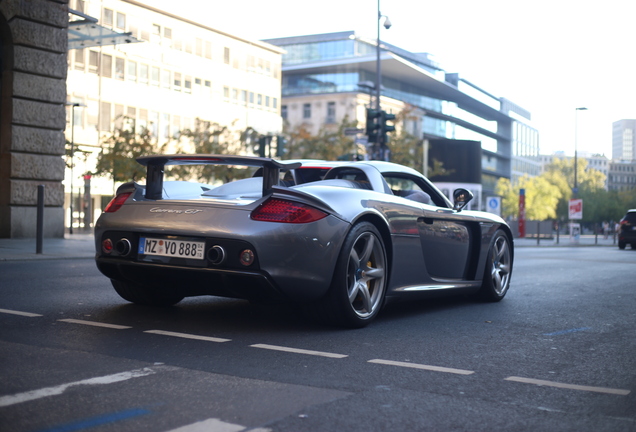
[139,237,205,260]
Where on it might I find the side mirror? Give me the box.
[453,188,473,211]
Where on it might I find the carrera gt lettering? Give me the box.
[149,208,203,214]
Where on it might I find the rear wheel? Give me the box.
[478,230,512,302]
[618,240,626,250]
[111,279,184,306]
[317,222,387,328]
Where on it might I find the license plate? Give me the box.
[139,237,205,260]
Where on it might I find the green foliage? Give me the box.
[282,115,361,161]
[94,125,155,182]
[166,119,250,184]
[495,176,561,221]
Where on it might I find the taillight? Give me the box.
[251,198,328,223]
[104,192,132,213]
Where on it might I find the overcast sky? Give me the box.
[150,0,636,158]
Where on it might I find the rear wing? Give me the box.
[136,154,301,200]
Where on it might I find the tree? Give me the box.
[495,175,561,220]
[282,116,360,161]
[94,124,155,182]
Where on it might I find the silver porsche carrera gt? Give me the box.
[95,155,513,328]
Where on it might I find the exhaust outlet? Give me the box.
[207,245,226,265]
[116,238,132,256]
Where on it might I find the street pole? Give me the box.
[375,0,390,160]
[574,107,588,196]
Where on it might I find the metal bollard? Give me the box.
[36,185,44,254]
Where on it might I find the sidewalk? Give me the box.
[0,232,96,261]
[0,232,620,262]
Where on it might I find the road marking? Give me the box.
[58,318,132,329]
[505,376,631,395]
[0,308,42,317]
[165,417,272,432]
[543,327,591,336]
[38,408,150,432]
[368,359,475,375]
[144,329,231,343]
[250,343,348,359]
[0,367,163,407]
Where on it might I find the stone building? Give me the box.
[0,0,68,238]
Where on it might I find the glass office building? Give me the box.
[265,31,539,206]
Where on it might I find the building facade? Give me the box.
[0,0,68,238]
[65,0,284,229]
[265,31,538,208]
[608,161,636,191]
[612,119,636,161]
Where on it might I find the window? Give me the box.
[327,101,336,122]
[257,94,262,107]
[273,97,278,110]
[102,8,113,26]
[204,80,211,96]
[162,70,171,89]
[224,47,230,64]
[74,49,85,71]
[249,92,254,104]
[204,41,212,59]
[240,90,247,106]
[195,38,203,56]
[194,78,202,93]
[223,86,229,100]
[282,105,287,120]
[116,12,126,30]
[139,64,148,84]
[101,54,112,78]
[127,60,137,81]
[173,72,182,91]
[151,67,160,86]
[303,103,311,119]
[114,104,124,129]
[115,57,125,80]
[87,99,98,128]
[88,51,99,73]
[164,27,172,39]
[126,106,136,132]
[232,88,238,103]
[162,113,170,140]
[184,75,192,93]
[185,40,193,54]
[265,96,270,108]
[99,101,111,131]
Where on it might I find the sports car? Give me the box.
[95,155,514,328]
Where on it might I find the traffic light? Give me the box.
[380,111,396,144]
[276,135,287,157]
[365,108,382,144]
[257,136,268,157]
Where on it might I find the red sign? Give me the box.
[519,189,526,237]
[569,199,583,220]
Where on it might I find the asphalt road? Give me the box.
[1,246,635,432]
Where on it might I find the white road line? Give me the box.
[368,359,475,375]
[144,330,231,343]
[164,418,272,432]
[250,343,348,359]
[0,308,43,317]
[0,367,163,407]
[505,376,631,396]
[57,318,132,329]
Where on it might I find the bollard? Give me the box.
[36,185,44,254]
[537,221,541,245]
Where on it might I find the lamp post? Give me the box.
[574,107,588,195]
[375,0,391,159]
[67,102,83,234]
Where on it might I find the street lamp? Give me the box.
[66,102,84,234]
[574,107,588,195]
[375,0,391,160]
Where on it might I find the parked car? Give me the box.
[618,209,636,250]
[95,155,514,328]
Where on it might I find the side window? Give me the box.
[384,174,447,207]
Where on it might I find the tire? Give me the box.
[618,241,626,250]
[317,222,388,328]
[111,279,184,306]
[478,230,512,302]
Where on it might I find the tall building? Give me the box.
[65,0,284,228]
[265,31,538,208]
[612,119,636,161]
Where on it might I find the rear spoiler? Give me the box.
[136,154,301,200]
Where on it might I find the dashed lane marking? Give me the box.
[144,329,231,343]
[368,359,475,375]
[0,308,42,317]
[250,343,348,359]
[164,417,271,432]
[505,376,631,395]
[58,318,132,329]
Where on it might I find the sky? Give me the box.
[150,0,636,158]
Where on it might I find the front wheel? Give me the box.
[316,222,388,328]
[111,279,184,306]
[478,230,512,302]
